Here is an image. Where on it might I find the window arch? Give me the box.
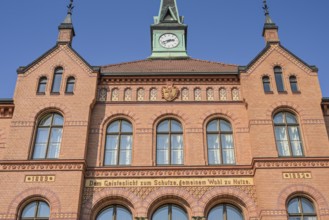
[37,77,47,94]
[51,67,63,93]
[207,119,235,165]
[156,119,184,165]
[287,197,317,219]
[96,205,132,220]
[262,76,271,93]
[21,201,50,220]
[32,113,63,159]
[273,112,303,157]
[208,204,243,220]
[274,66,285,92]
[65,76,75,93]
[152,204,188,220]
[289,75,299,93]
[105,120,133,166]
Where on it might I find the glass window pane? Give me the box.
[119,150,132,165]
[264,82,271,92]
[47,143,60,158]
[207,135,220,149]
[220,120,232,132]
[275,127,288,141]
[121,135,133,150]
[108,121,120,133]
[302,198,316,213]
[171,120,182,132]
[171,135,183,150]
[97,207,113,220]
[121,120,133,132]
[117,207,132,220]
[207,120,218,132]
[106,135,119,150]
[223,149,235,164]
[221,134,233,149]
[227,205,243,220]
[157,135,169,150]
[172,205,188,220]
[274,113,284,124]
[208,149,221,165]
[304,217,317,220]
[276,141,291,156]
[37,202,50,217]
[157,120,169,132]
[52,72,62,93]
[171,149,183,164]
[105,151,117,165]
[35,128,50,143]
[157,150,169,165]
[38,83,46,93]
[208,205,224,220]
[33,144,47,159]
[288,198,300,214]
[40,115,52,126]
[286,113,297,124]
[152,206,168,220]
[275,72,285,92]
[66,83,74,93]
[50,128,63,143]
[22,202,37,217]
[53,114,64,126]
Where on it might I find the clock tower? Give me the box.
[149,0,189,59]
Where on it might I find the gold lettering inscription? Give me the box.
[85,178,254,188]
[282,172,312,179]
[25,175,56,183]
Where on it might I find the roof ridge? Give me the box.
[189,58,238,67]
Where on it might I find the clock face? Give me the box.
[159,34,179,48]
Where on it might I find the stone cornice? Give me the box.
[0,160,86,172]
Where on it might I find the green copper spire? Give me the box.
[149,0,189,59]
[154,0,183,24]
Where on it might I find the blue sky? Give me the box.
[0,0,328,98]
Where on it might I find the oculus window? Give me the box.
[157,119,184,165]
[207,119,235,165]
[152,204,188,220]
[21,201,50,220]
[287,197,317,220]
[208,204,243,220]
[105,120,133,166]
[32,113,63,159]
[273,112,303,157]
[96,205,132,220]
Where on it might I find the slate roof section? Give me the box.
[101,59,238,76]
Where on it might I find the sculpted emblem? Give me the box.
[162,85,179,101]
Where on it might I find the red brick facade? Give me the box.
[1,3,329,220]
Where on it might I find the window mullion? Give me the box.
[117,121,122,165]
[45,115,54,159]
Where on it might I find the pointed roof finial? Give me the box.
[263,0,274,24]
[67,0,74,15]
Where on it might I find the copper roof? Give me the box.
[101,59,238,75]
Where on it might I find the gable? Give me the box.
[241,43,318,75]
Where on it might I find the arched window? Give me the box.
[208,204,243,220]
[65,77,75,93]
[207,119,235,165]
[262,76,271,93]
[51,67,63,93]
[32,113,63,159]
[152,204,188,220]
[287,197,317,220]
[273,112,303,157]
[21,201,50,220]
[289,75,299,93]
[98,88,108,102]
[232,88,240,101]
[96,205,132,220]
[37,77,47,94]
[274,66,285,92]
[150,88,157,101]
[105,120,133,166]
[157,119,183,165]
